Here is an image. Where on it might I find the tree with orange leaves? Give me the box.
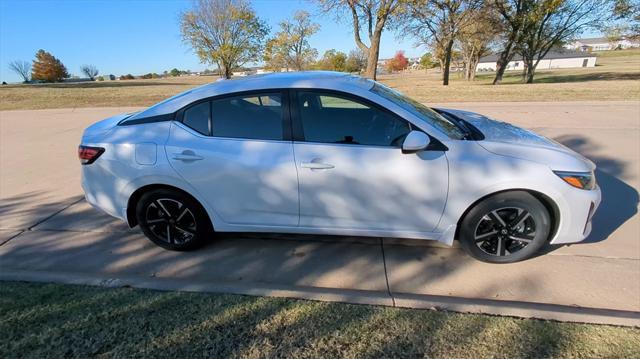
[31,50,69,82]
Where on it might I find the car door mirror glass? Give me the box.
[402,131,431,153]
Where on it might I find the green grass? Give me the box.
[1,281,638,358]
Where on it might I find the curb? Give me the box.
[1,269,638,327]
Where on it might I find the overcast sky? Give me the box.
[0,0,425,83]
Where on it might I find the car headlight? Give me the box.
[553,171,596,190]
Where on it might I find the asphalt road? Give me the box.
[1,102,638,325]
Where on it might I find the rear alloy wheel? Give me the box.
[459,191,551,263]
[136,189,211,250]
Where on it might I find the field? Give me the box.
[1,49,638,111]
[1,281,639,358]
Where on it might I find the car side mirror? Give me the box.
[402,131,431,154]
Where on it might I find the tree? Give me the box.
[119,74,135,80]
[345,48,368,72]
[316,49,348,71]
[492,0,535,84]
[316,0,404,80]
[8,60,31,83]
[31,50,69,82]
[604,23,626,49]
[385,50,409,72]
[457,5,498,81]
[263,38,288,71]
[404,0,482,85]
[80,64,99,80]
[518,0,612,83]
[603,0,640,41]
[264,11,320,71]
[180,0,269,79]
[419,52,438,71]
[169,68,181,77]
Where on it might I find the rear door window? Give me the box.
[211,93,284,140]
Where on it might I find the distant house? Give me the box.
[565,37,640,52]
[476,49,597,72]
[256,68,273,75]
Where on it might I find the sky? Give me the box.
[0,0,424,83]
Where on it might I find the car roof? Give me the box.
[127,71,375,121]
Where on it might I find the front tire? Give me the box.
[135,188,212,251]
[458,191,551,263]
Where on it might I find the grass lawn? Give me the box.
[1,50,639,111]
[1,281,638,358]
[379,48,640,103]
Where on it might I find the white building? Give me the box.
[476,50,597,72]
[565,37,640,52]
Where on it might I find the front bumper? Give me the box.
[549,184,602,245]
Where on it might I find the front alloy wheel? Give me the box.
[474,207,537,256]
[459,191,551,263]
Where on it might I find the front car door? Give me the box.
[291,90,449,233]
[166,91,299,227]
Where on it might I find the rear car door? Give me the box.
[166,91,299,226]
[292,90,448,232]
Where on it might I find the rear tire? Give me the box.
[135,188,212,251]
[458,191,551,263]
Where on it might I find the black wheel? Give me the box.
[135,188,212,250]
[458,191,551,263]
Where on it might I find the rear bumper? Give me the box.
[81,164,127,221]
[549,184,602,245]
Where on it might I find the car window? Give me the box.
[296,91,411,147]
[370,83,466,140]
[183,101,210,135]
[210,93,284,140]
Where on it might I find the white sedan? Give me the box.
[79,72,600,263]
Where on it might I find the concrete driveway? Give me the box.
[1,102,639,326]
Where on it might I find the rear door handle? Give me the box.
[301,160,334,170]
[172,151,203,161]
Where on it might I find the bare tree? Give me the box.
[180,0,269,79]
[404,0,482,85]
[80,64,99,81]
[316,0,404,80]
[8,60,31,83]
[519,0,613,83]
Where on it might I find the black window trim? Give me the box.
[118,112,175,126]
[176,89,292,141]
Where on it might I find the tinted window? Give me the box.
[183,101,210,135]
[370,83,466,140]
[211,93,283,140]
[296,91,411,146]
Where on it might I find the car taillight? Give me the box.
[78,145,104,165]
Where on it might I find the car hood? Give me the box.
[438,108,595,172]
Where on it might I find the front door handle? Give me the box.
[172,150,203,161]
[301,160,334,170]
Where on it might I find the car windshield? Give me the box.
[370,83,466,140]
